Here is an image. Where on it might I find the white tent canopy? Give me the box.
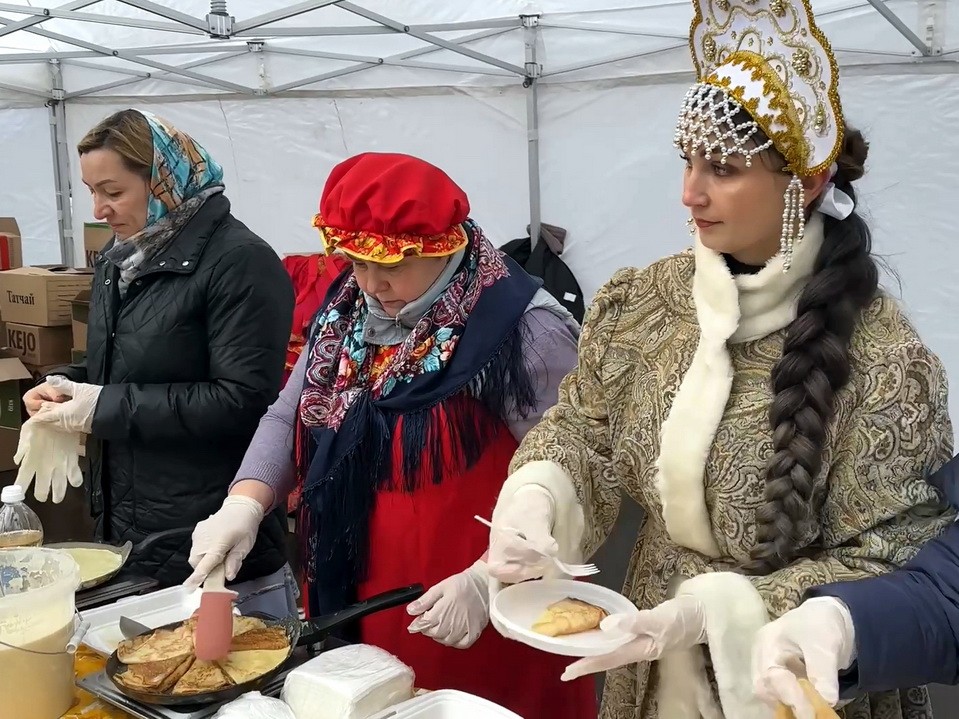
[0,0,957,417]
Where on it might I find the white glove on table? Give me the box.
[561,595,707,681]
[487,485,558,583]
[406,560,490,649]
[752,597,855,719]
[186,495,266,588]
[32,376,102,434]
[14,418,84,503]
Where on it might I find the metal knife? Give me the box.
[118,615,152,639]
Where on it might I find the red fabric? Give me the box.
[280,253,348,386]
[0,234,10,270]
[281,252,348,516]
[356,407,597,719]
[319,153,470,237]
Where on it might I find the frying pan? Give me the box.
[46,540,132,590]
[105,583,424,707]
[51,527,193,591]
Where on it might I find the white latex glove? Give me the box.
[14,419,84,503]
[561,595,707,681]
[486,485,558,583]
[22,376,70,416]
[406,560,489,649]
[32,376,102,434]
[185,495,266,588]
[753,597,855,719]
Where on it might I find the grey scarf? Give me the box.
[102,185,223,295]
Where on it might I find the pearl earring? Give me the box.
[686,217,695,236]
[780,174,805,272]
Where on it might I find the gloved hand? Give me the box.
[22,376,70,416]
[561,595,707,681]
[406,560,489,648]
[753,597,855,719]
[487,485,558,583]
[32,376,102,434]
[185,495,266,588]
[14,419,84,503]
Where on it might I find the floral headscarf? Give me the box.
[102,110,224,292]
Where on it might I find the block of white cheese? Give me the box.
[281,644,415,719]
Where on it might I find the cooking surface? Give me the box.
[76,573,159,611]
[72,641,344,719]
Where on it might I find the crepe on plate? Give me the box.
[532,597,609,637]
[114,616,291,695]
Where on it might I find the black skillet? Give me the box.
[105,583,424,707]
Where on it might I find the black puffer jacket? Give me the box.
[54,194,294,587]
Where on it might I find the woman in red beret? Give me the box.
[187,152,595,717]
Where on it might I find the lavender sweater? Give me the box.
[231,301,580,507]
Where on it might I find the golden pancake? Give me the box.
[215,648,289,684]
[116,655,194,693]
[232,615,268,636]
[532,597,608,637]
[171,660,233,695]
[228,626,289,652]
[117,624,194,664]
[774,679,840,719]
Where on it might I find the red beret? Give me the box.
[313,152,470,264]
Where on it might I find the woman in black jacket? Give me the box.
[21,109,296,612]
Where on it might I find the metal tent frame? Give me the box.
[0,0,949,265]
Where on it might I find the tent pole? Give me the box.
[522,9,542,249]
[48,59,75,267]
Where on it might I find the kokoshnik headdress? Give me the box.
[675,0,852,269]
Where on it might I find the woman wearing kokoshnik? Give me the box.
[480,0,955,717]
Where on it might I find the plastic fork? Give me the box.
[473,515,600,577]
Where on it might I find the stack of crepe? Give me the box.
[114,615,291,696]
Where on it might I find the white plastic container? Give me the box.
[368,691,522,718]
[0,547,81,719]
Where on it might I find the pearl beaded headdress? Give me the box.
[676,0,844,270]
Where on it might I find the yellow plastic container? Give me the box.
[0,547,81,719]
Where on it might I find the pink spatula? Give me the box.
[193,564,237,661]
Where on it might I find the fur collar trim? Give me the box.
[655,214,825,556]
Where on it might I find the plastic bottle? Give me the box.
[0,485,44,548]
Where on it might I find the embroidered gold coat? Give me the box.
[502,217,954,719]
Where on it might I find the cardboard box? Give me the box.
[0,428,19,471]
[0,218,23,271]
[84,223,113,267]
[5,322,72,366]
[0,352,31,431]
[71,289,90,352]
[0,266,94,327]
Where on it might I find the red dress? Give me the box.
[355,404,597,719]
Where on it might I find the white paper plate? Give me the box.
[489,579,639,657]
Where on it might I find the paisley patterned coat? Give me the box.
[506,235,954,719]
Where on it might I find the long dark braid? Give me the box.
[741,126,878,575]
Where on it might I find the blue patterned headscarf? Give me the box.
[140,110,224,226]
[102,109,225,293]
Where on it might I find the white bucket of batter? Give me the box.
[0,547,81,719]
